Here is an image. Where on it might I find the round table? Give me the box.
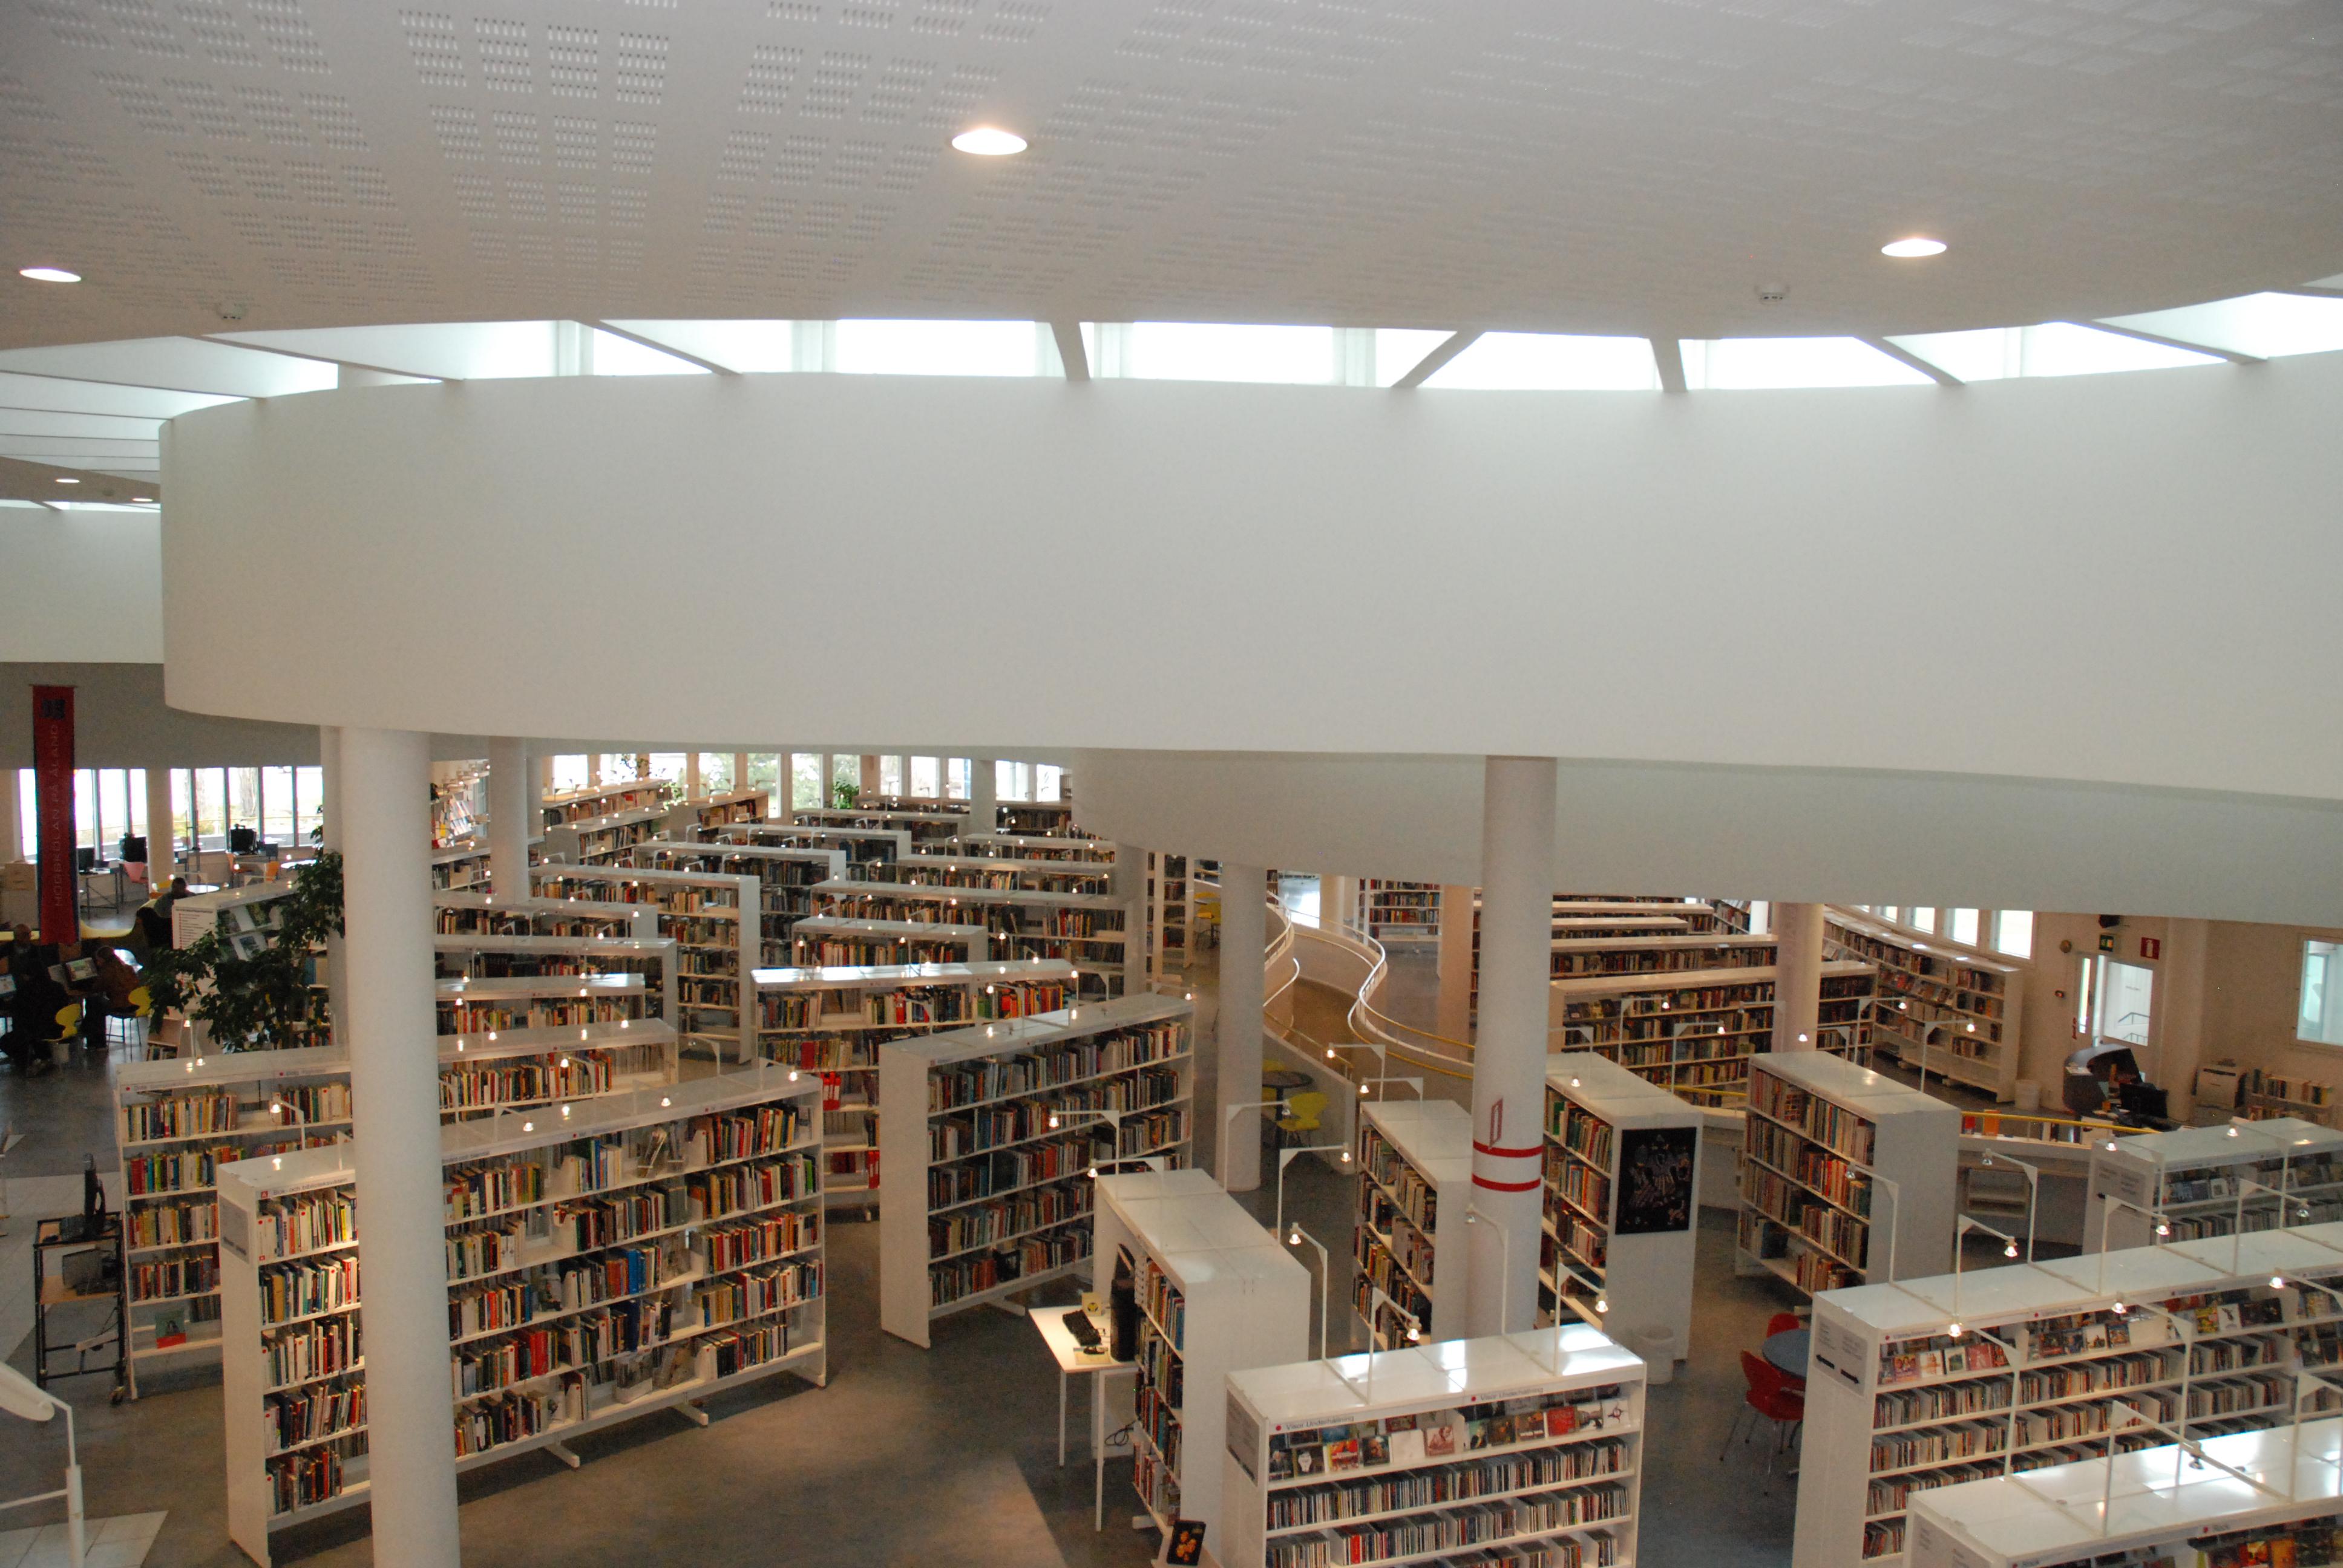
[1763,1328,1810,1380]
[1261,1070,1312,1094]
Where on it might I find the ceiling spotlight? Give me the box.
[1881,237,1948,259]
[19,266,80,283]
[952,126,1027,156]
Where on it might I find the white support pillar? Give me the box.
[485,737,532,898]
[858,754,879,802]
[1111,842,1145,996]
[1319,874,1354,935]
[337,727,462,1565]
[733,753,751,803]
[1467,757,1556,1338]
[684,751,701,800]
[587,752,602,787]
[1437,884,1476,1042]
[1217,863,1269,1193]
[1771,901,1827,1051]
[971,756,999,833]
[820,754,837,809]
[143,767,174,881]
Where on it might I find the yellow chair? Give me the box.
[48,1002,83,1063]
[108,985,154,1050]
[1276,1091,1328,1148]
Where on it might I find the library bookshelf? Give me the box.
[876,993,1194,1346]
[1541,1054,1704,1367]
[1549,959,1878,1109]
[936,832,1115,864]
[701,820,913,867]
[1358,881,1443,947]
[756,958,1079,1212]
[1464,900,1730,1020]
[632,840,846,961]
[1146,851,1195,981]
[540,804,669,867]
[664,788,768,837]
[866,854,1115,896]
[1735,1052,1959,1299]
[2085,1119,2343,1252]
[168,885,332,1053]
[539,779,667,826]
[789,915,990,969]
[114,1046,353,1396]
[791,806,966,845]
[1792,1218,2343,1568]
[530,864,759,1063]
[217,1067,827,1566]
[436,973,652,1049]
[430,842,493,892]
[1353,1100,1472,1350]
[1221,1325,1647,1568]
[2240,1067,2341,1128]
[438,1016,680,1124]
[1090,1168,1310,1544]
[433,892,655,942]
[1906,1416,2343,1568]
[808,879,1130,991]
[997,800,1078,835]
[1825,911,2026,1104]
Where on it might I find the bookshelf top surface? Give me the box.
[1228,1325,1642,1431]
[810,878,1122,911]
[639,840,845,868]
[793,809,966,826]
[1908,1414,2343,1568]
[440,1016,677,1062]
[719,825,914,849]
[1753,1048,1953,1114]
[437,973,646,998]
[1546,933,1776,955]
[549,804,670,832]
[1815,1218,2343,1338]
[544,781,664,808]
[432,892,638,915]
[1360,1100,1473,1183]
[117,1044,351,1093]
[1547,1052,1705,1123]
[1824,912,2024,978]
[880,855,1112,876]
[1098,1168,1306,1289]
[1547,917,1692,939]
[791,915,991,941]
[684,789,767,809]
[750,957,1076,991]
[432,933,675,958]
[534,865,758,890]
[881,993,1191,1067]
[937,833,1111,853]
[2102,1116,2343,1170]
[1548,958,1871,998]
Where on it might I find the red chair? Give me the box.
[1720,1350,1806,1471]
[1764,1311,1809,1390]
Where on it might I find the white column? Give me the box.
[587,753,602,786]
[2157,920,2210,1108]
[1771,901,1827,1051]
[1437,884,1476,1042]
[1467,757,1556,1337]
[144,768,175,880]
[971,756,999,832]
[820,754,837,808]
[858,754,879,801]
[684,752,701,800]
[337,726,462,1564]
[485,737,532,898]
[1217,863,1269,1193]
[1111,842,1145,995]
[1319,874,1354,934]
[733,753,750,803]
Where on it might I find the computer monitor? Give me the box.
[2117,1079,2171,1123]
[74,846,96,873]
[65,957,97,984]
[0,973,14,1000]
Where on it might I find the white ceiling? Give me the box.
[2,0,2339,351]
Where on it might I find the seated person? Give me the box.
[2,943,68,1076]
[74,941,140,1049]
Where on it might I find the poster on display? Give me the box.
[31,685,76,943]
[1614,1126,1697,1235]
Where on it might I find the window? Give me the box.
[549,754,589,792]
[647,754,687,788]
[1950,908,1981,947]
[789,754,824,812]
[1908,907,1936,934]
[698,754,736,795]
[2100,292,2343,361]
[169,768,192,852]
[296,765,321,842]
[997,760,1032,802]
[945,758,971,802]
[231,766,260,836]
[1877,906,1900,926]
[1993,910,2034,959]
[830,755,860,802]
[879,756,904,797]
[15,768,34,858]
[1035,764,1063,803]
[909,756,940,798]
[1748,901,1771,936]
[1684,336,1932,390]
[2301,941,2343,1046]
[2076,955,2096,1039]
[744,753,782,799]
[1115,322,1337,385]
[2100,959,2154,1047]
[262,765,295,844]
[1423,333,1660,392]
[833,319,1043,377]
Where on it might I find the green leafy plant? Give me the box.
[832,778,859,809]
[143,852,344,1052]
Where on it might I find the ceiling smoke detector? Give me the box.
[1755,283,1789,305]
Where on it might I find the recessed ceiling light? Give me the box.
[19,266,80,283]
[951,126,1027,157]
[1881,237,1948,259]
[54,476,77,485]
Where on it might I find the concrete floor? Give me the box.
[0,920,1809,1568]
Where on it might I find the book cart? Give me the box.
[876,993,1194,1345]
[1221,1325,1647,1568]
[217,1068,826,1567]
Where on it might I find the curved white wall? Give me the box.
[162,357,2343,803]
[2,510,161,663]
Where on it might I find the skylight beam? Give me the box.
[2072,320,2262,366]
[587,321,737,376]
[1051,321,1089,382]
[195,334,447,384]
[1859,336,1964,387]
[1650,338,1688,394]
[1388,330,1481,390]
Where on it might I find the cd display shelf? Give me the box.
[529,865,759,1063]
[113,1047,354,1397]
[996,800,1078,835]
[1146,851,1195,981]
[1824,910,2026,1105]
[1221,1325,1648,1568]
[865,854,1115,897]
[540,804,670,867]
[876,993,1195,1345]
[1541,1053,1705,1369]
[753,958,1078,1211]
[1735,1051,1959,1300]
[938,832,1115,864]
[1090,1168,1311,1544]
[1793,1218,2343,1568]
[807,880,1130,994]
[790,916,991,969]
[791,806,966,846]
[1357,880,1443,946]
[1550,959,1878,1109]
[433,892,654,942]
[539,779,669,827]
[1906,1415,2343,1568]
[664,788,768,837]
[631,840,847,962]
[1353,1099,1472,1350]
[698,819,912,867]
[2085,1120,2343,1253]
[430,933,679,1032]
[216,1067,828,1567]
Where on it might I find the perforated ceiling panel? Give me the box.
[1,0,2338,348]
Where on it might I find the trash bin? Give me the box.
[1630,1325,1677,1385]
[2015,1080,2042,1112]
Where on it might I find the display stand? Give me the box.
[2085,1118,2343,1252]
[876,993,1194,1345]
[1221,1325,1647,1568]
[1352,1099,1471,1348]
[1542,1053,1705,1368]
[1089,1168,1311,1544]
[1825,911,2026,1103]
[1735,1052,1959,1297]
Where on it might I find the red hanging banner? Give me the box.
[31,684,76,944]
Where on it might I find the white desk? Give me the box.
[1031,1305,1136,1529]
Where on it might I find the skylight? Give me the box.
[602,321,797,373]
[833,319,1045,377]
[589,329,708,376]
[2097,292,2343,361]
[1372,329,1454,387]
[1422,333,1659,392]
[2003,322,2223,379]
[1683,337,1932,390]
[1115,323,1336,385]
[1884,329,2010,382]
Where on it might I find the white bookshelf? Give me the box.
[2085,1119,2343,1252]
[1736,1051,1960,1298]
[808,878,1130,993]
[531,863,759,1062]
[1794,1219,2343,1568]
[876,993,1194,1345]
[540,803,670,867]
[1221,1325,1647,1568]
[436,972,651,1040]
[755,958,1078,1210]
[866,854,1115,896]
[1548,932,1784,979]
[113,1046,353,1394]
[167,884,333,1053]
[1089,1167,1311,1544]
[1549,959,1878,1109]
[539,779,667,826]
[1358,880,1442,946]
[430,932,679,1034]
[700,819,913,867]
[433,892,654,942]
[216,1068,826,1566]
[1353,1099,1472,1349]
[1907,1416,2343,1568]
[791,806,966,844]
[632,840,845,962]
[437,1016,680,1123]
[663,788,768,837]
[997,800,1079,835]
[1542,1053,1705,1368]
[931,832,1115,864]
[1146,851,1194,981]
[789,915,990,968]
[1826,911,2027,1103]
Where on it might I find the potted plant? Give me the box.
[142,852,344,1052]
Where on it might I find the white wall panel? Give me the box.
[1,510,162,662]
